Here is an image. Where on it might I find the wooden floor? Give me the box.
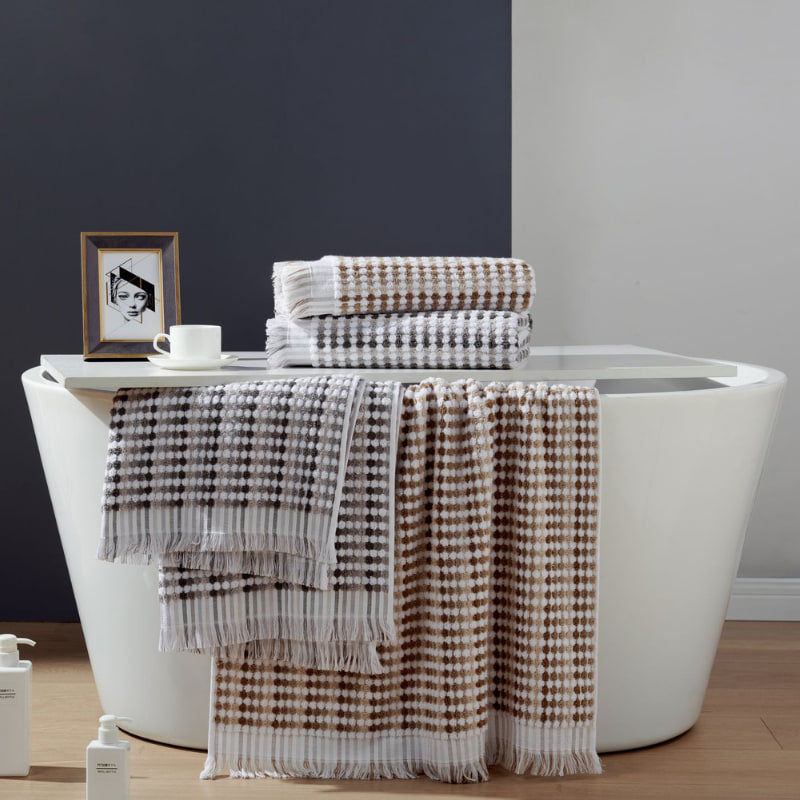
[1,621,798,799]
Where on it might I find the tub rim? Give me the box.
[22,360,787,400]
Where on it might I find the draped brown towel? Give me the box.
[201,379,602,782]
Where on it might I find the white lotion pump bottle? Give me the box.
[86,714,132,800]
[0,633,36,776]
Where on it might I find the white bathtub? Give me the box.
[22,359,785,752]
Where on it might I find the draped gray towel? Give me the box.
[157,380,403,675]
[98,376,365,588]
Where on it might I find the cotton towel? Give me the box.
[201,379,601,783]
[272,256,535,319]
[98,376,364,588]
[157,381,403,675]
[265,310,532,369]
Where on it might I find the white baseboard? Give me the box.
[726,578,800,621]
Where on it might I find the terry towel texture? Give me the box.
[272,255,535,319]
[98,376,364,588]
[202,379,602,783]
[158,380,403,675]
[265,310,532,369]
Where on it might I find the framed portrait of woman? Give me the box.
[81,232,181,359]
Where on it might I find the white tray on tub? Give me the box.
[40,345,737,391]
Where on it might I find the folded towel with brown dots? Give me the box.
[265,310,532,369]
[201,379,602,783]
[272,255,536,319]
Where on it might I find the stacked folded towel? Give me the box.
[265,255,536,369]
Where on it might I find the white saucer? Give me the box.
[147,353,238,371]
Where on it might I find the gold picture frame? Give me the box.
[81,232,181,359]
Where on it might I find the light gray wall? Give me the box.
[512,0,798,577]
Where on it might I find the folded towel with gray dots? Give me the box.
[265,310,533,369]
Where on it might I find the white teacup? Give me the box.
[153,325,222,361]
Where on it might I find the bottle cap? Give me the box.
[98,714,133,745]
[0,634,35,667]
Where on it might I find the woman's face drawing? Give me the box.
[113,280,149,318]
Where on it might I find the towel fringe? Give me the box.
[159,610,395,659]
[99,514,336,576]
[489,744,603,777]
[199,754,219,780]
[204,756,488,783]
[264,317,289,365]
[264,317,315,368]
[272,260,335,319]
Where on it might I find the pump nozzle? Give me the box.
[0,635,36,652]
[98,715,133,745]
[0,634,36,667]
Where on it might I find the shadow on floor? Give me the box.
[25,765,85,783]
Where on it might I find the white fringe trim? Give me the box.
[265,317,314,367]
[159,600,396,656]
[493,747,603,777]
[486,713,602,776]
[200,727,489,783]
[99,503,339,568]
[272,260,336,319]
[199,716,601,783]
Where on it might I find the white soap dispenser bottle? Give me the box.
[0,633,36,776]
[86,714,132,800]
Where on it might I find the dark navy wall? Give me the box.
[0,0,510,620]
